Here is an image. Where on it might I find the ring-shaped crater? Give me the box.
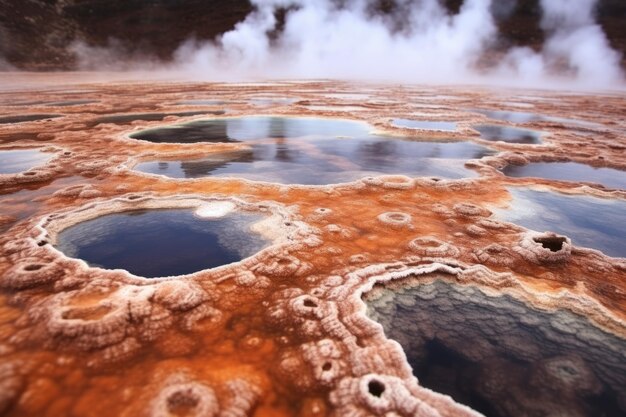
[365,278,626,417]
[54,202,272,278]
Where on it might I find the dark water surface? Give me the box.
[93,110,224,125]
[0,114,61,124]
[366,280,626,417]
[132,117,493,184]
[56,209,269,278]
[46,100,99,107]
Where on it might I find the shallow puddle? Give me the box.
[365,279,626,417]
[93,111,224,125]
[475,109,602,128]
[131,117,492,184]
[130,116,373,143]
[175,100,227,106]
[55,209,269,278]
[502,162,626,190]
[392,119,457,132]
[0,149,51,174]
[491,188,626,258]
[304,105,365,112]
[46,100,98,107]
[0,114,60,124]
[0,177,81,233]
[249,97,296,107]
[474,124,542,144]
[500,102,535,109]
[324,93,370,100]
[3,100,50,106]
[474,109,543,123]
[135,151,254,179]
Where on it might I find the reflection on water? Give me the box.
[56,209,269,278]
[0,114,61,124]
[392,119,457,132]
[136,151,255,179]
[366,279,626,417]
[0,149,51,174]
[132,117,493,184]
[175,100,226,106]
[0,177,79,233]
[492,188,626,258]
[474,124,542,144]
[503,162,626,190]
[475,109,603,128]
[474,109,543,123]
[249,97,296,107]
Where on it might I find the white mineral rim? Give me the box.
[194,201,236,218]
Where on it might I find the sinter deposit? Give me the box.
[0,76,625,417]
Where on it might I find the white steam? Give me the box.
[498,0,623,86]
[72,0,623,89]
[175,0,499,82]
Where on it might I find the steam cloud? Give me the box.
[77,0,624,89]
[498,0,623,86]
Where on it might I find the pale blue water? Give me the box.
[0,149,51,174]
[492,188,626,258]
[474,109,543,123]
[503,162,626,190]
[474,124,542,144]
[474,109,602,128]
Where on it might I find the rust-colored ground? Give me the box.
[0,74,625,417]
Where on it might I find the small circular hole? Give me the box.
[167,390,199,413]
[368,380,385,397]
[303,298,318,308]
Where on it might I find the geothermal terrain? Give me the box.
[1,1,626,416]
[0,75,624,417]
